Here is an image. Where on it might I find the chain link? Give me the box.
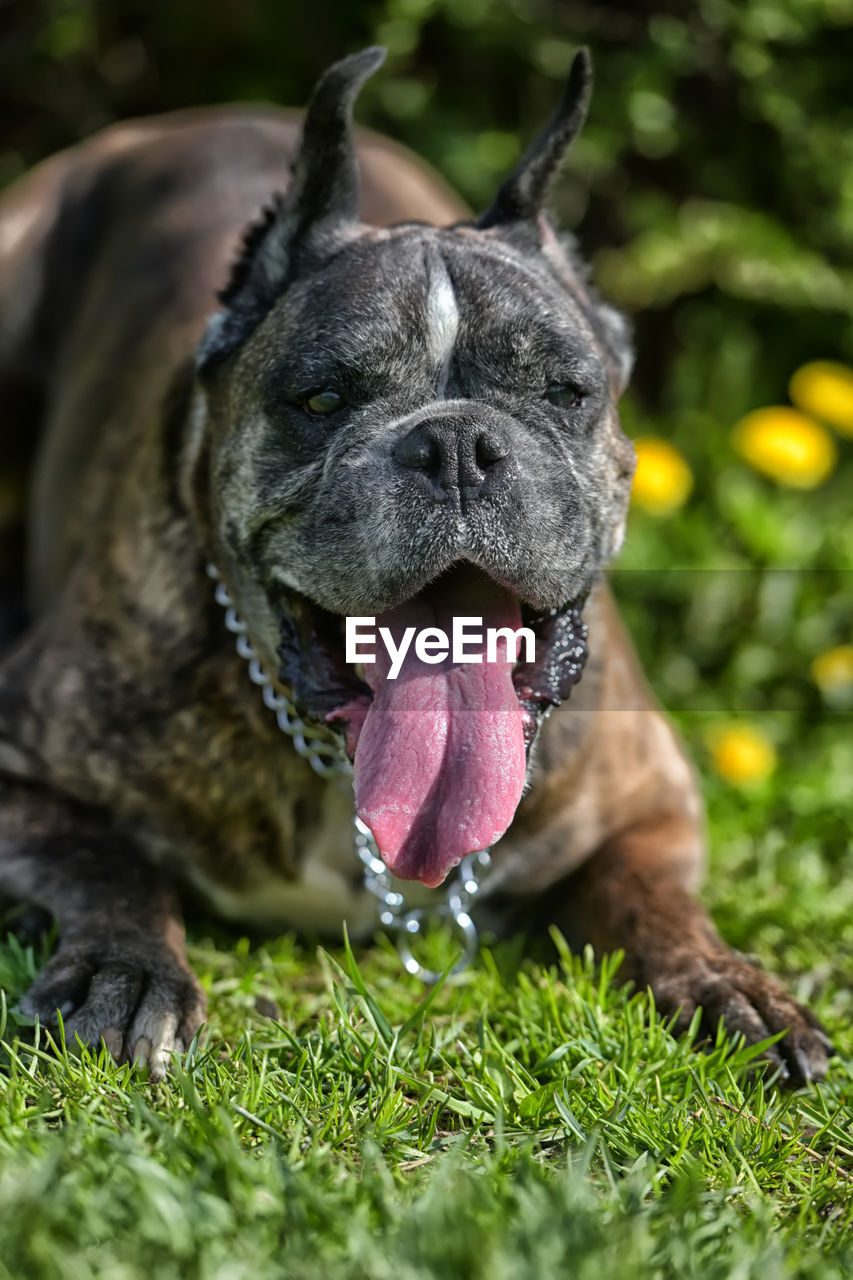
[207,562,491,980]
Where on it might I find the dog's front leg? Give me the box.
[550,813,833,1085]
[0,776,206,1080]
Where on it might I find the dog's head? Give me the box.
[192,47,635,885]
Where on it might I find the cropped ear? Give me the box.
[198,46,386,371]
[478,48,592,229]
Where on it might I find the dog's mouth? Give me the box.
[276,562,588,887]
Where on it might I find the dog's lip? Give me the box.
[317,560,578,620]
[270,553,578,617]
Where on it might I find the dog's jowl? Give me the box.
[0,48,832,1082]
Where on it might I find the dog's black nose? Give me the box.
[393,419,510,505]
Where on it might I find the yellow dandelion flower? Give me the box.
[707,724,777,786]
[789,361,853,437]
[811,645,853,699]
[732,407,837,489]
[631,436,693,516]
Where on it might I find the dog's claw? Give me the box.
[101,1025,124,1060]
[792,1047,814,1086]
[813,1028,836,1054]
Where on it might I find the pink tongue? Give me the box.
[354,569,527,887]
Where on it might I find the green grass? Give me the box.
[1,830,852,1280]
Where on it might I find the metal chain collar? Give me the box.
[206,563,491,981]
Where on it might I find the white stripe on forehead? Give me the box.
[425,256,459,396]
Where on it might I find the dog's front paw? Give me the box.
[20,930,207,1082]
[649,948,833,1086]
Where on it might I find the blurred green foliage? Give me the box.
[1,0,852,857]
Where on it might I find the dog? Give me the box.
[0,47,832,1083]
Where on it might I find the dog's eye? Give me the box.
[301,388,346,417]
[544,383,584,410]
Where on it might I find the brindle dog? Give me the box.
[0,48,832,1082]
